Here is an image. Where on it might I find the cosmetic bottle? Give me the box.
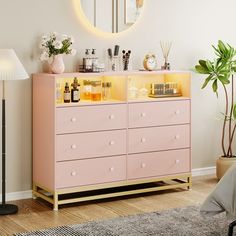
[71,77,80,102]
[92,49,98,72]
[64,82,70,103]
[83,49,92,72]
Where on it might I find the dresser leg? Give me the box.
[32,183,38,200]
[187,176,192,190]
[53,192,58,211]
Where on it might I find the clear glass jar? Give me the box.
[107,56,120,71]
[83,80,92,100]
[91,81,102,101]
[102,82,112,100]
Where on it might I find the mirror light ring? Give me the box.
[72,0,145,37]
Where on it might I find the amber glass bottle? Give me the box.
[64,82,70,103]
[71,77,80,102]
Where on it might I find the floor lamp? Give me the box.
[0,49,28,215]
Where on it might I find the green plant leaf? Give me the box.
[199,60,208,69]
[206,60,214,71]
[218,76,230,84]
[195,65,209,74]
[201,75,213,89]
[218,40,227,54]
[212,80,218,93]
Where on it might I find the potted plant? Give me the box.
[195,40,236,179]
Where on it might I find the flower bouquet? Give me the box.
[39,32,76,73]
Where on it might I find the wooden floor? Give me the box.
[0,175,217,235]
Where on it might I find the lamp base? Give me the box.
[0,204,18,215]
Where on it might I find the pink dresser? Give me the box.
[33,71,191,210]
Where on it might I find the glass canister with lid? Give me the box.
[91,80,102,101]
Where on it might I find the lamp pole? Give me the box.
[2,80,5,205]
[0,49,28,215]
[0,80,18,215]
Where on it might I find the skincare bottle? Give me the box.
[92,49,98,72]
[64,82,70,103]
[83,49,92,71]
[71,77,80,102]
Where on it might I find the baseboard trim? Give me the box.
[0,190,33,202]
[1,167,216,201]
[192,166,216,177]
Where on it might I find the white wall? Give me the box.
[0,0,235,193]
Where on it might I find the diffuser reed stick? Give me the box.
[160,41,172,70]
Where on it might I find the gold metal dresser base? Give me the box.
[33,173,192,211]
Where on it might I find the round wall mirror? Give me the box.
[80,0,144,33]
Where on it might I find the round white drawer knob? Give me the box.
[71,171,77,176]
[71,144,77,149]
[175,135,180,140]
[141,138,146,143]
[109,167,115,172]
[109,114,115,120]
[175,159,180,164]
[109,141,115,146]
[141,163,146,168]
[175,110,180,115]
[71,117,77,122]
[140,112,146,117]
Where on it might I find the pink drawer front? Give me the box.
[129,100,190,128]
[56,130,126,161]
[56,155,126,189]
[56,104,127,134]
[128,124,190,154]
[127,149,190,180]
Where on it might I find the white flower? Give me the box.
[70,49,77,56]
[40,51,49,61]
[52,40,63,49]
[39,32,75,59]
[50,32,57,38]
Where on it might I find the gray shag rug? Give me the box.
[14,205,234,236]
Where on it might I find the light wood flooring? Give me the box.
[0,175,217,235]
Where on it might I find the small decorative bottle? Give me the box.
[71,77,80,102]
[64,82,70,103]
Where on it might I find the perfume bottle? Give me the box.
[92,49,98,72]
[71,77,80,102]
[64,82,70,103]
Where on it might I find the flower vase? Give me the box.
[50,54,65,74]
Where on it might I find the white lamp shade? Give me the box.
[0,49,29,80]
